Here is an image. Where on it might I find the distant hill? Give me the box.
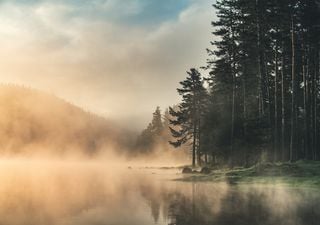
[0,85,128,156]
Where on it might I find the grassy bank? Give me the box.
[178,161,320,188]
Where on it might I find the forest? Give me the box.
[137,0,320,167]
[2,1,320,225]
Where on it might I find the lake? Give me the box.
[0,159,319,225]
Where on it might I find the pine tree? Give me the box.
[135,107,164,154]
[169,68,207,167]
[151,106,163,136]
[169,0,320,166]
[202,0,320,165]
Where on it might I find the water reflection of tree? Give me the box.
[139,181,320,225]
[167,187,320,225]
[168,192,192,225]
[167,183,213,225]
[138,182,163,223]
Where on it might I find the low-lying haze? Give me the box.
[0,160,318,225]
[0,0,214,129]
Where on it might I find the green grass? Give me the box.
[178,160,320,188]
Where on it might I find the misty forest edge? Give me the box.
[136,0,320,168]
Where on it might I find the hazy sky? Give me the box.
[0,0,214,129]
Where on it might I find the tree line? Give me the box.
[169,0,320,167]
[134,107,175,155]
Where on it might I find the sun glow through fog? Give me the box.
[0,0,212,128]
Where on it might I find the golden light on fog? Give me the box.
[0,1,318,225]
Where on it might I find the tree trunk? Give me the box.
[230,24,236,167]
[197,116,201,166]
[290,16,296,162]
[306,50,311,160]
[314,49,319,160]
[192,124,196,167]
[256,0,265,119]
[192,98,197,167]
[243,77,247,137]
[199,112,205,165]
[274,44,279,162]
[310,51,315,161]
[231,71,236,167]
[317,49,320,160]
[281,43,286,161]
[302,45,309,159]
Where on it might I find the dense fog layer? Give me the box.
[0,85,188,165]
[0,85,126,156]
[0,160,318,225]
[0,85,318,225]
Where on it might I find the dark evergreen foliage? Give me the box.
[171,0,320,166]
[169,68,208,166]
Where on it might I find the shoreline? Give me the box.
[174,161,320,188]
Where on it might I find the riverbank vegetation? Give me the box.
[179,160,320,188]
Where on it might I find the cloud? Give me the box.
[0,0,214,129]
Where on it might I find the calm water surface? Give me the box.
[0,160,319,225]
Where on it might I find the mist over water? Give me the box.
[0,158,318,225]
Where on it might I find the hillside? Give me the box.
[0,85,126,156]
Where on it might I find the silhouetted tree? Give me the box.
[135,106,164,154]
[171,0,320,166]
[169,68,208,167]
